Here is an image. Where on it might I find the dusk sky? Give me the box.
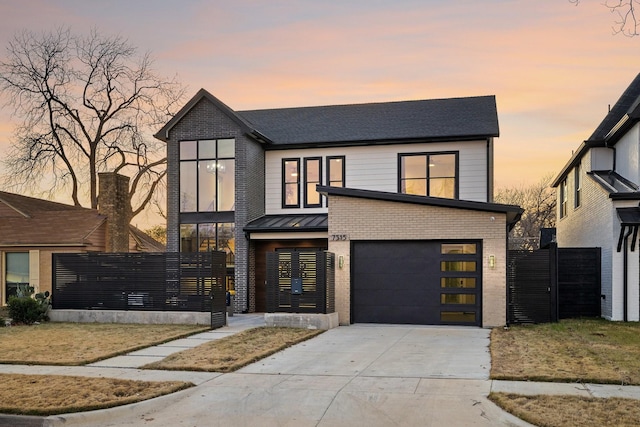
[0,0,638,224]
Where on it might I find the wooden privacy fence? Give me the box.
[266,250,335,314]
[52,252,228,328]
[507,244,601,324]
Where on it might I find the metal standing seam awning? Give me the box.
[243,214,328,234]
[616,207,640,252]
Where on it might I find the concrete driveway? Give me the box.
[84,325,530,427]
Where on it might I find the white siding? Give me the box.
[589,147,614,172]
[612,123,640,184]
[264,141,489,215]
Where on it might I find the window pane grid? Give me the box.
[399,152,457,199]
[179,139,235,213]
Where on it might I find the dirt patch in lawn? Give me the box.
[0,373,192,416]
[489,392,640,427]
[0,323,209,365]
[491,318,640,385]
[144,327,323,372]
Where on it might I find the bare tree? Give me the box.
[570,0,639,36]
[495,174,557,251]
[0,27,185,221]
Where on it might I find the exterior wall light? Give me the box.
[489,255,496,268]
[339,255,344,269]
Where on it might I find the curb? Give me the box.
[0,384,198,427]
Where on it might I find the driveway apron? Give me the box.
[76,325,531,427]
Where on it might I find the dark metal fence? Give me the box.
[507,244,601,324]
[558,248,601,319]
[507,244,558,324]
[52,252,227,327]
[266,250,335,314]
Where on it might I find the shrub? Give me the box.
[0,315,5,327]
[7,296,47,325]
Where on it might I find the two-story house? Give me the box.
[155,89,522,327]
[552,73,640,322]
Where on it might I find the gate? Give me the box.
[558,248,601,319]
[507,244,558,324]
[507,244,601,324]
[266,250,335,313]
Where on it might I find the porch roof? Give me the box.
[244,214,328,233]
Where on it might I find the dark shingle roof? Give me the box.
[589,73,640,142]
[238,96,498,146]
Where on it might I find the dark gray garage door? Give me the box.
[352,240,482,326]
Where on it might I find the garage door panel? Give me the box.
[352,241,481,326]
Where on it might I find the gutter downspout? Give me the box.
[622,226,633,322]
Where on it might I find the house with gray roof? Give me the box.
[552,73,640,322]
[156,90,522,327]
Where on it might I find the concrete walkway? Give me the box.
[1,317,640,426]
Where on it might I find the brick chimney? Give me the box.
[98,172,131,252]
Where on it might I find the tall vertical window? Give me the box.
[180,223,236,291]
[179,139,235,213]
[283,159,300,208]
[5,252,29,303]
[574,163,581,209]
[560,179,568,218]
[399,152,457,199]
[327,156,345,187]
[304,157,322,207]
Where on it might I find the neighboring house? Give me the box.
[0,173,165,304]
[552,73,640,322]
[155,90,522,327]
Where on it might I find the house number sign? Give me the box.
[330,234,349,241]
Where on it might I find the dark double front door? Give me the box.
[352,240,482,326]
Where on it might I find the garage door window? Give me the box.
[441,243,476,254]
[441,277,476,288]
[441,261,476,272]
[441,294,476,304]
[441,312,476,323]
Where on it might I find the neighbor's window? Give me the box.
[304,157,322,208]
[574,163,581,209]
[5,252,29,304]
[283,159,300,208]
[399,152,457,198]
[560,178,568,218]
[179,139,235,213]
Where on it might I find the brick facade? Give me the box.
[327,195,508,328]
[164,98,265,313]
[98,172,131,253]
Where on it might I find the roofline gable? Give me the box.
[154,89,271,143]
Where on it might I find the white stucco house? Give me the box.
[552,73,640,321]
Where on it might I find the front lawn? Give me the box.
[0,322,209,365]
[491,318,640,385]
[490,318,640,427]
[0,323,322,416]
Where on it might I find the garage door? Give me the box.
[352,241,482,326]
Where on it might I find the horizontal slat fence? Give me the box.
[52,252,226,323]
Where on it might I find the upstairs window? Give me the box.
[304,157,322,208]
[327,156,345,187]
[574,163,582,209]
[283,159,300,208]
[179,139,235,213]
[399,152,457,199]
[560,179,568,218]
